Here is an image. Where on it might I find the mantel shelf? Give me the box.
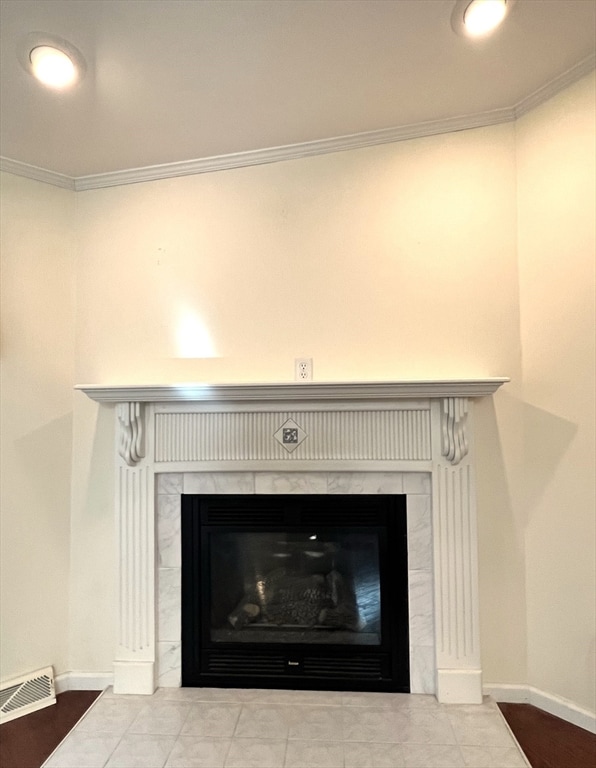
[76,378,508,405]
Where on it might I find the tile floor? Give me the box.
[42,687,530,768]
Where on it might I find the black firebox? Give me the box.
[181,494,409,692]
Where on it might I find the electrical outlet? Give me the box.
[295,358,313,382]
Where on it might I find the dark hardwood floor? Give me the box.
[0,692,594,768]
[499,703,596,768]
[0,690,100,768]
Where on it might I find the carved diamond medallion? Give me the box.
[273,418,307,453]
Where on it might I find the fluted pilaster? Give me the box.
[432,398,482,703]
[114,405,155,694]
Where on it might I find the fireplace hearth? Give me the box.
[181,494,409,691]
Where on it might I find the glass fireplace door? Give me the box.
[207,530,382,646]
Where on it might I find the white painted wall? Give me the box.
[517,72,596,713]
[0,172,75,681]
[73,125,520,385]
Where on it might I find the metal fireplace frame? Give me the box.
[181,493,410,692]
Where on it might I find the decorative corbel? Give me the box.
[117,402,145,466]
[440,396,469,465]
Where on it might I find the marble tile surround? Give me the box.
[156,471,435,694]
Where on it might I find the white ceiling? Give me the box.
[0,0,594,180]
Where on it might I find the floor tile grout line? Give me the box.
[284,736,291,768]
[222,732,235,768]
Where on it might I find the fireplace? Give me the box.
[77,378,508,703]
[181,494,410,691]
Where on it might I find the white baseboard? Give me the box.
[485,683,596,734]
[54,671,113,695]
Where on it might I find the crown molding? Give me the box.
[72,108,514,191]
[0,156,75,190]
[1,55,593,192]
[0,110,514,193]
[514,53,596,119]
[75,378,509,404]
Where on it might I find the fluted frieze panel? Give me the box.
[154,409,431,463]
[433,463,479,667]
[117,464,154,654]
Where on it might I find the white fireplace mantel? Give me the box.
[76,378,508,404]
[78,378,508,704]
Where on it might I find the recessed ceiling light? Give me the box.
[18,33,86,90]
[451,0,516,38]
[464,0,507,35]
[30,46,77,88]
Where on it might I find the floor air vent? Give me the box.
[0,666,56,724]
